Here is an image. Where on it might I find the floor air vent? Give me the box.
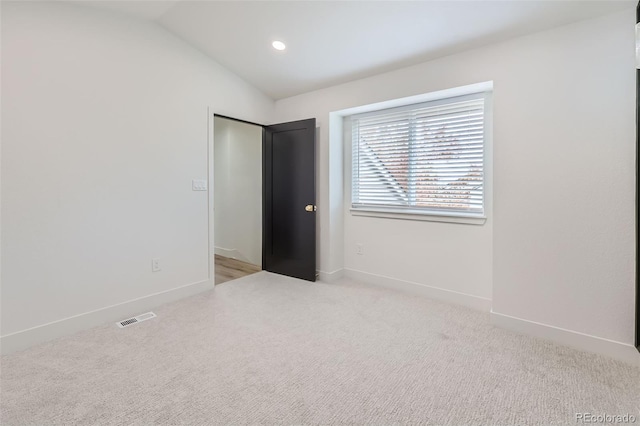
[117,312,157,328]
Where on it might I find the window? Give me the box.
[351,92,488,219]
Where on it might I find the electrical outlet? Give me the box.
[356,243,364,255]
[152,258,161,272]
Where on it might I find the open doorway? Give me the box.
[213,116,263,284]
[210,113,317,284]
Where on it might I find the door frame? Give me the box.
[207,107,215,287]
[207,109,266,286]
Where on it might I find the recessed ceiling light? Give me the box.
[272,41,286,51]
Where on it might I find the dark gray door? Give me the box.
[263,118,316,282]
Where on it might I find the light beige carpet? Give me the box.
[1,272,638,425]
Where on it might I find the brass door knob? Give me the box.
[305,205,316,212]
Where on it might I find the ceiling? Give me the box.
[80,1,634,100]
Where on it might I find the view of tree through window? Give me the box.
[352,94,486,216]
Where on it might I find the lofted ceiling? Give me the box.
[80,1,634,100]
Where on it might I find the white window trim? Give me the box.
[345,83,493,225]
[350,207,486,224]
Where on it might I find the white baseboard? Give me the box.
[491,311,640,367]
[317,269,344,283]
[343,268,492,312]
[214,246,260,266]
[214,246,246,262]
[0,279,214,355]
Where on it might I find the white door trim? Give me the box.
[207,106,215,287]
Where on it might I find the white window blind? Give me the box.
[351,93,486,217]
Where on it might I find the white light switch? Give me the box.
[192,179,207,191]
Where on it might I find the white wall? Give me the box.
[274,10,636,355]
[0,2,273,349]
[213,118,262,266]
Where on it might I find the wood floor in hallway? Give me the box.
[214,255,261,284]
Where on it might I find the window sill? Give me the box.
[350,207,487,225]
